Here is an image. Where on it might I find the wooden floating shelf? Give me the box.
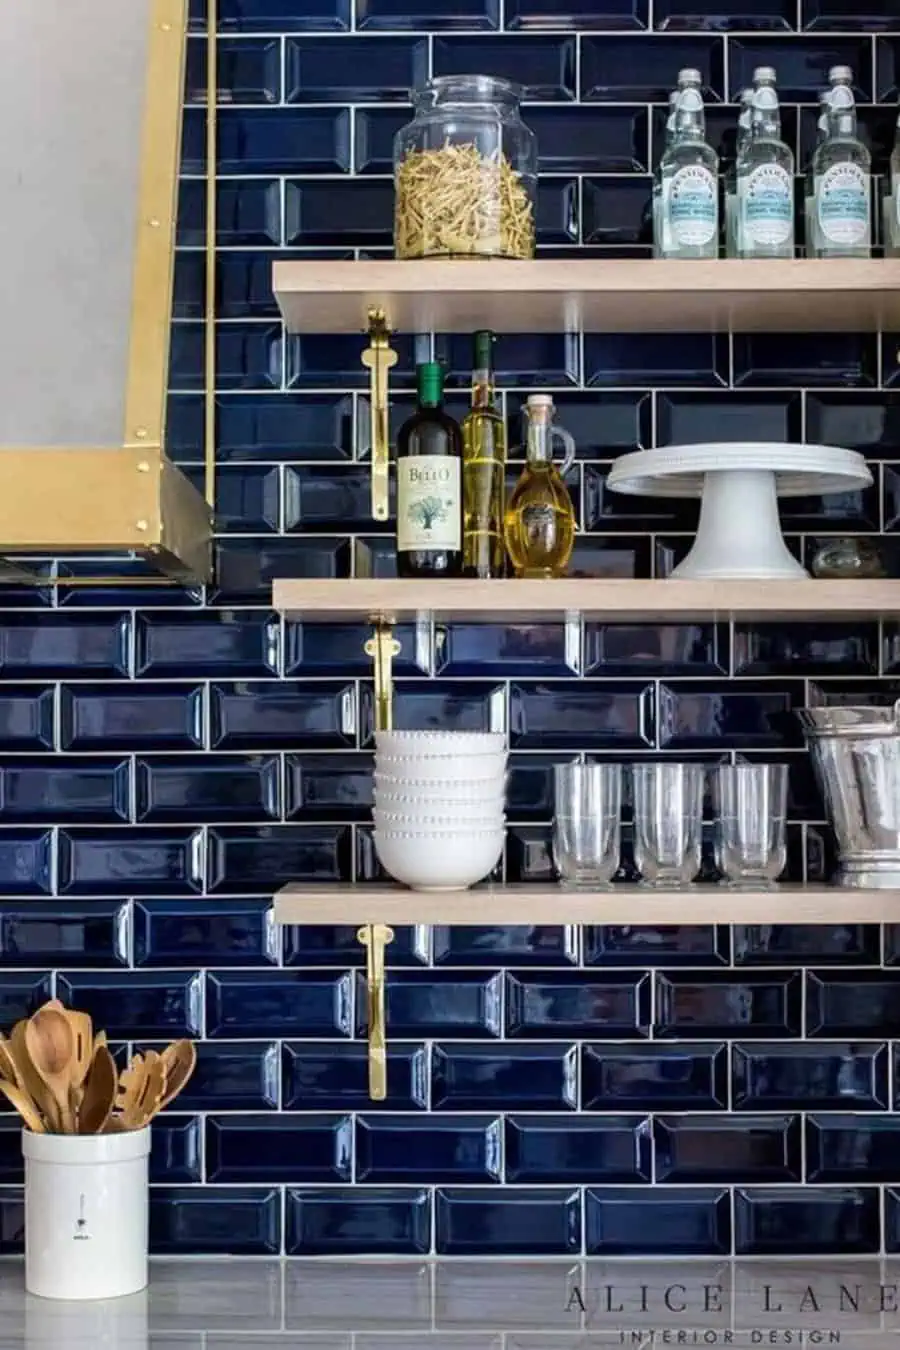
[272,258,900,334]
[275,884,900,926]
[273,577,900,623]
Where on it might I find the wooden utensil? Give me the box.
[10,1020,60,1131]
[117,1051,165,1130]
[78,1045,117,1135]
[158,1040,196,1113]
[25,1008,76,1133]
[62,1009,93,1120]
[0,1078,46,1133]
[0,1037,22,1088]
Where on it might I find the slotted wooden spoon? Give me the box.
[158,1040,196,1112]
[117,1051,165,1130]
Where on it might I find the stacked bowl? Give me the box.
[373,731,508,891]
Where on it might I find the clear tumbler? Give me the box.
[713,762,787,887]
[632,762,704,887]
[552,763,622,889]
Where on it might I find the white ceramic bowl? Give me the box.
[374,792,505,819]
[375,756,507,785]
[373,773,508,802]
[374,827,505,892]
[374,806,506,830]
[375,731,508,758]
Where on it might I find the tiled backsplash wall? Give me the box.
[0,0,898,1259]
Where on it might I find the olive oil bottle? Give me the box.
[504,395,576,578]
[461,331,507,578]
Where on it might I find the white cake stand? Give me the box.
[606,443,872,580]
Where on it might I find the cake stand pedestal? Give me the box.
[607,442,871,580]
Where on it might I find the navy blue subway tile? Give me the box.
[807,971,900,1038]
[212,0,350,30]
[583,1043,729,1111]
[284,922,421,967]
[0,615,131,680]
[433,36,577,100]
[219,108,350,174]
[733,624,878,676]
[375,682,501,744]
[0,900,128,969]
[286,1187,430,1255]
[285,37,427,102]
[655,1115,802,1184]
[57,828,204,897]
[432,1044,578,1111]
[214,465,279,532]
[208,825,353,890]
[151,1117,203,1185]
[441,333,582,389]
[581,35,724,101]
[581,177,652,247]
[508,391,650,460]
[877,38,900,100]
[734,1187,880,1256]
[358,972,503,1039]
[185,35,282,102]
[58,971,202,1039]
[734,925,880,966]
[0,688,54,752]
[434,925,578,967]
[0,1190,23,1254]
[59,685,205,753]
[436,1187,581,1255]
[0,760,130,825]
[734,1042,889,1111]
[213,181,281,246]
[731,37,872,100]
[284,467,388,533]
[133,899,277,967]
[357,0,500,27]
[283,1042,428,1110]
[584,925,729,967]
[206,970,353,1038]
[509,682,654,751]
[507,1115,651,1184]
[508,0,649,27]
[734,333,878,389]
[806,1115,900,1183]
[357,1115,502,1184]
[507,972,651,1039]
[134,613,279,679]
[585,333,727,388]
[657,392,802,447]
[215,323,285,389]
[434,623,577,679]
[505,825,555,885]
[656,972,803,1039]
[0,832,53,897]
[584,625,727,677]
[533,107,651,174]
[207,1114,352,1183]
[212,539,354,604]
[803,0,896,27]
[656,0,795,27]
[210,681,356,751]
[0,1125,23,1183]
[884,1191,900,1253]
[216,392,356,462]
[150,1187,281,1256]
[584,466,699,534]
[172,1041,280,1111]
[135,756,280,824]
[286,333,416,391]
[0,975,53,1036]
[658,680,805,750]
[585,1187,731,1255]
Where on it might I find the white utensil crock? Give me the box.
[23,1125,150,1300]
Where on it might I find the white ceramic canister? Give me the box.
[23,1126,150,1300]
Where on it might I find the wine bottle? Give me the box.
[395,362,463,578]
[461,330,507,578]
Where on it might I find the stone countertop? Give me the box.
[0,1258,899,1347]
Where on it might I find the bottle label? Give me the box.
[739,164,793,247]
[396,456,461,552]
[817,163,870,246]
[669,165,717,247]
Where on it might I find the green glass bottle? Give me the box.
[395,362,463,578]
[461,330,507,578]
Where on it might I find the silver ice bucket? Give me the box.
[799,702,900,888]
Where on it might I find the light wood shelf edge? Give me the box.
[274,884,900,926]
[273,577,900,622]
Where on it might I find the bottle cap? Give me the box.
[526,395,553,409]
[472,330,495,369]
[829,65,853,82]
[677,68,702,86]
[416,361,444,405]
[752,66,777,84]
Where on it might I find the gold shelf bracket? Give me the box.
[361,308,397,524]
[357,923,394,1101]
[364,621,401,734]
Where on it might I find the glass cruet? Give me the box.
[503,395,576,579]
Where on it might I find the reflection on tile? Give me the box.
[734,1042,889,1110]
[507,0,649,27]
[287,1188,431,1255]
[657,392,802,446]
[358,971,503,1039]
[185,35,282,102]
[431,1044,578,1111]
[655,1114,802,1183]
[658,681,805,749]
[133,899,277,967]
[215,0,351,30]
[57,971,203,1039]
[733,625,878,676]
[150,1187,281,1255]
[803,0,896,28]
[730,37,872,100]
[733,333,878,388]
[585,624,727,675]
[436,624,577,678]
[655,972,803,1038]
[0,901,127,969]
[510,682,655,750]
[207,970,353,1039]
[807,972,900,1038]
[806,1114,900,1182]
[582,1043,729,1110]
[585,332,726,386]
[656,0,795,27]
[357,1116,502,1183]
[434,925,578,966]
[506,971,651,1038]
[584,925,729,966]
[734,1187,880,1255]
[734,925,879,965]
[217,109,351,173]
[586,1187,731,1255]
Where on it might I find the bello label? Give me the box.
[396,456,461,552]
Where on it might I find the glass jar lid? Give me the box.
[413,75,525,109]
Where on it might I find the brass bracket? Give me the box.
[360,308,397,524]
[364,622,401,733]
[357,923,394,1101]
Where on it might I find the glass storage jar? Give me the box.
[393,76,537,261]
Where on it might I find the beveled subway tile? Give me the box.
[431,1044,578,1111]
[135,756,280,823]
[655,971,804,1039]
[286,1187,431,1256]
[216,392,356,461]
[185,35,282,103]
[284,753,374,821]
[210,681,357,751]
[506,971,651,1038]
[507,391,651,460]
[433,36,577,101]
[356,1115,502,1183]
[730,37,873,101]
[734,1187,880,1256]
[57,828,204,897]
[806,1114,900,1182]
[506,1115,651,1183]
[283,1042,428,1111]
[207,970,354,1039]
[57,971,203,1039]
[585,1187,731,1255]
[435,624,577,679]
[217,109,350,174]
[509,681,655,750]
[0,900,128,969]
[285,36,428,102]
[507,0,649,28]
[283,922,421,965]
[734,924,880,966]
[733,333,878,389]
[656,0,795,27]
[733,1042,889,1111]
[0,687,54,751]
[655,1114,802,1184]
[732,624,879,676]
[433,923,578,966]
[435,1188,581,1255]
[585,333,727,387]
[582,1043,729,1111]
[150,1187,281,1256]
[133,899,278,967]
[584,624,727,675]
[165,1041,280,1111]
[207,1113,353,1183]
[583,925,729,966]
[211,539,354,606]
[658,680,806,750]
[803,0,897,28]
[150,1117,202,1184]
[581,34,724,100]
[806,971,900,1038]
[357,971,503,1039]
[214,0,351,30]
[581,177,652,247]
[207,825,354,890]
[357,0,500,28]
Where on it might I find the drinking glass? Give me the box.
[713,763,787,887]
[552,763,622,889]
[632,762,704,887]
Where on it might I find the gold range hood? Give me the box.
[0,0,211,583]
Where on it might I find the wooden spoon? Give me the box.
[10,1020,61,1131]
[25,1009,76,1133]
[157,1041,196,1113]
[78,1045,117,1135]
[62,1010,93,1119]
[0,1037,22,1088]
[118,1051,165,1130]
[0,1078,46,1133]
